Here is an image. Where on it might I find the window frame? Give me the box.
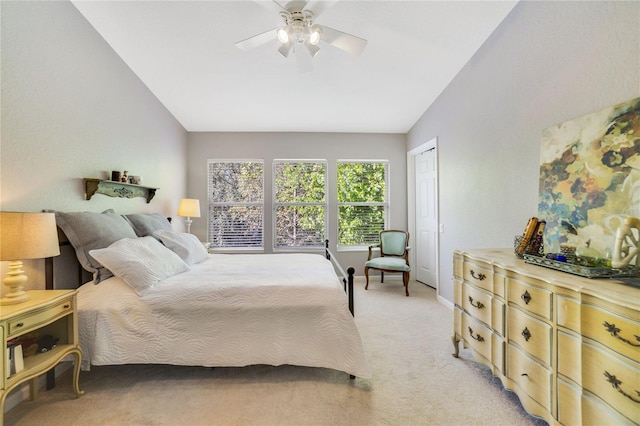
[207,159,265,252]
[272,159,328,251]
[336,159,389,250]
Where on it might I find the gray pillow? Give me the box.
[123,213,172,237]
[54,210,138,283]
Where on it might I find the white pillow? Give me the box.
[89,237,190,296]
[153,230,209,265]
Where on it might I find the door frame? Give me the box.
[407,137,439,293]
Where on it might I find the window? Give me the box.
[273,160,327,248]
[337,161,388,248]
[208,160,263,249]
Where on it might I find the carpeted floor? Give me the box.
[4,278,547,426]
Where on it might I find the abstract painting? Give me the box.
[538,97,640,257]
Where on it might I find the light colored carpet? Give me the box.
[5,278,547,426]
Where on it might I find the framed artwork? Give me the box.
[538,97,640,256]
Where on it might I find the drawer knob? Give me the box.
[15,322,24,328]
[63,304,70,309]
[521,290,531,305]
[521,327,532,342]
[603,321,640,347]
[468,296,485,310]
[470,270,486,281]
[468,326,485,342]
[604,371,640,403]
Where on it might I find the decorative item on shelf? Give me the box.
[121,170,128,183]
[0,212,60,305]
[111,170,121,182]
[178,198,201,234]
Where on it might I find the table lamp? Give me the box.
[177,198,201,234]
[0,212,60,305]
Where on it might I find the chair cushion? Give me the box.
[365,257,410,272]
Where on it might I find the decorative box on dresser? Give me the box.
[452,249,639,426]
[0,290,83,425]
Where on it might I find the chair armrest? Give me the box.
[367,244,380,260]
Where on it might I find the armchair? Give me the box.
[364,230,411,296]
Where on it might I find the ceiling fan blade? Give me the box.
[235,28,277,51]
[295,44,313,73]
[319,25,367,56]
[253,0,288,14]
[304,0,338,18]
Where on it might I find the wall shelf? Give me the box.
[84,178,158,203]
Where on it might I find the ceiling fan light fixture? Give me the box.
[277,27,289,44]
[309,26,321,46]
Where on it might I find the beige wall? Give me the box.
[1,1,188,295]
[186,132,408,272]
[408,1,640,302]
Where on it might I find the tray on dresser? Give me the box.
[523,254,640,279]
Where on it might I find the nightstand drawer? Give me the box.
[8,298,73,338]
[508,307,552,365]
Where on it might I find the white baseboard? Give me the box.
[4,361,72,414]
[437,294,454,310]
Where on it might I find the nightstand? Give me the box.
[0,290,83,424]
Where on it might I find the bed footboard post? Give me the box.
[347,267,355,316]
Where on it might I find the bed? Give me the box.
[45,210,371,379]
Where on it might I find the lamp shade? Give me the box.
[0,212,60,260]
[177,199,201,218]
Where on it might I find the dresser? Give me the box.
[453,249,639,425]
[0,290,83,424]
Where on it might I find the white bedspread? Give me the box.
[78,253,371,378]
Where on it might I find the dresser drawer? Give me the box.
[508,307,552,365]
[462,282,492,326]
[557,378,581,426]
[581,302,640,362]
[463,261,493,292]
[558,331,582,384]
[581,340,640,423]
[557,295,581,332]
[7,298,74,338]
[461,312,492,361]
[507,278,552,320]
[507,344,552,411]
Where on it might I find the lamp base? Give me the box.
[0,291,30,305]
[2,260,31,305]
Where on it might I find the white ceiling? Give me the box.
[71,0,517,133]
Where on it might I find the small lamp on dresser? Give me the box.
[0,212,60,305]
[177,198,201,234]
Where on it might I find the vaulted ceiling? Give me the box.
[71,0,517,133]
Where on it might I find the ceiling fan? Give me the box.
[235,0,367,72]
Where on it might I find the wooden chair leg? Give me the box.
[364,267,370,290]
[381,271,384,283]
[403,271,410,296]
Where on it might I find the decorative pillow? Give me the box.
[89,236,190,296]
[53,210,138,283]
[123,213,172,237]
[153,230,209,265]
